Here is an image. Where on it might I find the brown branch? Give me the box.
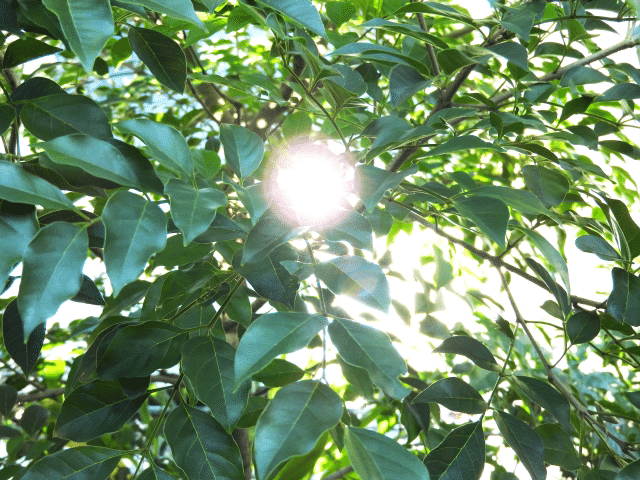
[322,466,354,480]
[410,0,440,77]
[186,78,221,126]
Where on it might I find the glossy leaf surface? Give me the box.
[220,124,264,180]
[424,421,485,480]
[21,446,123,480]
[413,377,487,414]
[494,410,546,480]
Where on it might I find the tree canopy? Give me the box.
[2,0,640,479]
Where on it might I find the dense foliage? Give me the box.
[2,0,640,478]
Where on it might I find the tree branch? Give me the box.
[322,466,354,480]
[410,0,440,77]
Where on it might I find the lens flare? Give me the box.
[266,142,355,227]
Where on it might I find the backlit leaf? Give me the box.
[242,214,307,265]
[424,421,485,480]
[220,124,264,180]
[607,267,640,326]
[0,203,38,289]
[434,336,499,371]
[256,0,326,39]
[453,196,509,248]
[413,377,487,414]
[514,376,572,433]
[2,300,45,376]
[494,410,546,480]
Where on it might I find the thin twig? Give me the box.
[322,466,354,480]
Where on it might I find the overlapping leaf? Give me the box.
[424,421,485,480]
[21,446,123,480]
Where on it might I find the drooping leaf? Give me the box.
[0,161,75,211]
[470,185,558,222]
[234,312,328,387]
[453,196,509,248]
[128,27,187,94]
[41,0,113,72]
[319,210,374,251]
[389,64,430,107]
[17,222,88,342]
[252,358,305,388]
[21,446,123,480]
[607,198,640,260]
[607,267,640,326]
[424,421,485,480]
[329,317,409,399]
[138,463,176,480]
[220,124,264,180]
[254,381,342,480]
[102,191,167,296]
[0,203,38,289]
[596,83,640,102]
[521,165,570,208]
[256,0,326,39]
[40,134,164,193]
[115,118,193,178]
[2,37,62,69]
[616,458,640,480]
[525,258,570,317]
[534,423,581,471]
[567,310,600,344]
[344,426,429,480]
[71,274,105,306]
[192,214,247,243]
[355,164,418,213]
[181,335,250,432]
[55,380,149,442]
[433,336,499,371]
[514,376,572,433]
[164,178,227,245]
[494,410,546,480]
[575,235,620,261]
[96,321,187,380]
[125,0,206,30]
[413,377,487,414]
[315,255,390,312]
[2,300,46,376]
[242,214,307,265]
[0,384,17,417]
[520,227,570,293]
[164,402,244,480]
[153,234,213,268]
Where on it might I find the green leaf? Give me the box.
[138,464,176,480]
[521,165,569,208]
[115,118,193,178]
[254,381,342,480]
[486,42,529,70]
[55,380,149,442]
[315,255,390,312]
[596,83,640,102]
[470,185,558,222]
[424,421,485,480]
[242,214,307,265]
[164,403,244,480]
[329,317,409,399]
[514,376,572,433]
[355,164,418,213]
[192,214,247,243]
[41,0,113,72]
[19,94,112,141]
[2,300,45,376]
[525,258,570,316]
[0,161,75,211]
[361,18,449,50]
[499,1,545,41]
[575,235,620,261]
[0,384,17,417]
[0,104,15,136]
[252,358,305,388]
[20,404,49,436]
[128,27,187,94]
[220,124,264,180]
[559,96,594,123]
[607,267,640,326]
[234,312,328,387]
[21,446,123,480]
[509,142,558,162]
[607,198,640,260]
[0,204,38,289]
[433,336,499,371]
[453,196,509,248]
[165,178,227,245]
[2,37,62,69]
[102,191,167,296]
[326,2,356,27]
[615,458,640,480]
[256,0,326,39]
[520,227,570,293]
[181,335,250,432]
[425,136,503,157]
[72,274,105,306]
[567,310,600,344]
[40,134,164,193]
[433,245,454,289]
[17,222,87,342]
[153,234,213,268]
[96,321,187,380]
[534,423,581,471]
[344,426,429,480]
[413,377,487,414]
[273,432,329,480]
[281,111,312,140]
[389,64,430,107]
[125,0,206,31]
[232,245,300,308]
[392,2,477,27]
[494,410,546,480]
[319,211,374,252]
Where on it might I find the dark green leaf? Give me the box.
[453,196,509,248]
[525,258,570,316]
[128,27,186,94]
[253,358,305,387]
[182,335,250,432]
[242,214,306,265]
[220,124,264,180]
[624,391,640,410]
[192,214,247,243]
[2,300,45,376]
[71,275,105,306]
[596,83,640,102]
[102,191,167,296]
[521,165,569,208]
[344,426,429,480]
[20,404,49,436]
[424,421,485,480]
[425,136,503,157]
[41,0,113,72]
[3,37,61,69]
[17,222,87,341]
[337,354,374,398]
[256,0,326,39]
[326,2,356,27]
[138,463,176,480]
[434,336,499,371]
[567,310,600,344]
[494,410,546,480]
[0,384,17,417]
[19,94,112,140]
[0,204,38,289]
[55,380,149,441]
[534,423,581,471]
[514,376,572,433]
[329,317,409,399]
[389,64,430,107]
[499,1,545,41]
[0,104,15,136]
[315,255,390,312]
[561,66,609,86]
[607,198,640,259]
[616,459,640,480]
[413,377,487,414]
[164,402,244,480]
[126,0,206,30]
[559,96,594,123]
[320,210,374,252]
[509,142,558,162]
[254,381,342,480]
[153,234,213,268]
[21,446,123,480]
[520,228,570,292]
[607,267,640,326]
[487,42,529,71]
[470,185,557,221]
[355,164,418,213]
[234,312,328,387]
[96,321,187,380]
[0,161,75,210]
[115,118,193,178]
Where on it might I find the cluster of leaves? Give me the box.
[2,0,640,479]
